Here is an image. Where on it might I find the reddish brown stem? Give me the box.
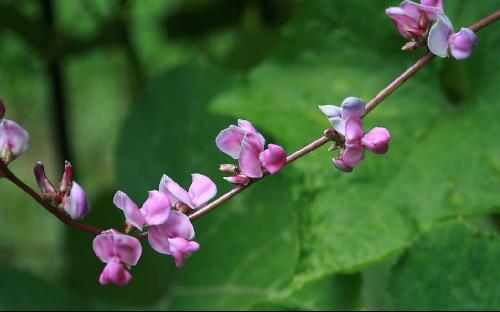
[1,10,498,237]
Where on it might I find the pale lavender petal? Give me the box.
[93,232,142,266]
[318,105,342,119]
[160,175,193,208]
[362,127,391,154]
[63,182,91,220]
[215,125,246,159]
[449,28,478,60]
[113,191,145,231]
[239,136,263,178]
[341,97,366,119]
[140,191,170,226]
[0,119,29,157]
[330,117,346,135]
[188,173,217,208]
[259,144,287,174]
[344,117,364,143]
[98,259,132,286]
[223,174,250,185]
[342,145,365,167]
[168,237,200,267]
[428,14,454,58]
[333,157,354,173]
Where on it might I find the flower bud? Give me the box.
[34,162,58,200]
[219,164,239,175]
[0,99,5,119]
[62,182,91,220]
[259,144,287,174]
[449,28,478,60]
[59,161,74,196]
[361,127,391,154]
[223,174,250,185]
[0,119,29,164]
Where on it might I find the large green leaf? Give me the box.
[385,221,500,310]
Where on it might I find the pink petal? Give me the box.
[93,232,142,266]
[237,119,259,134]
[342,145,365,167]
[159,175,193,208]
[428,14,454,58]
[344,117,364,143]
[421,0,443,10]
[362,127,391,154]
[341,97,366,120]
[223,174,251,185]
[401,0,442,21]
[333,157,354,173]
[98,259,132,286]
[0,119,29,157]
[239,136,263,178]
[113,191,145,231]
[259,144,287,174]
[243,132,265,153]
[63,182,91,220]
[449,28,478,60]
[140,191,170,226]
[386,6,420,39]
[188,173,217,208]
[215,125,246,159]
[168,237,200,267]
[148,211,195,254]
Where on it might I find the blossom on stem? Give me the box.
[386,0,443,39]
[0,119,29,164]
[113,190,171,231]
[93,230,142,286]
[62,182,91,220]
[159,174,216,210]
[319,96,366,135]
[428,14,478,59]
[148,211,199,267]
[216,119,287,182]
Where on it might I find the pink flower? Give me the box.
[428,14,478,60]
[319,96,366,135]
[159,173,217,209]
[93,230,142,286]
[386,0,443,39]
[62,182,91,220]
[216,119,287,180]
[148,211,200,267]
[0,119,29,164]
[334,117,391,172]
[113,190,171,231]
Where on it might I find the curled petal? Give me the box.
[449,28,478,60]
[243,132,265,154]
[98,259,132,286]
[223,174,250,185]
[362,127,391,154]
[148,211,195,254]
[63,182,91,220]
[344,117,364,143]
[93,232,142,266]
[140,191,170,225]
[188,173,217,208]
[0,119,29,159]
[237,119,259,134]
[215,125,246,159]
[260,144,287,174]
[428,14,454,58]
[113,191,145,231]
[237,119,266,150]
[421,0,443,10]
[386,6,421,39]
[342,145,365,167]
[333,157,354,173]
[159,175,193,208]
[168,237,200,267]
[239,137,263,178]
[341,97,366,120]
[319,105,345,134]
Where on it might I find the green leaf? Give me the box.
[385,221,500,310]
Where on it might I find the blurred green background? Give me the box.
[0,0,499,310]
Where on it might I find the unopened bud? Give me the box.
[0,119,29,164]
[223,174,250,185]
[0,99,5,119]
[59,161,74,195]
[219,164,239,175]
[34,162,58,200]
[62,182,91,220]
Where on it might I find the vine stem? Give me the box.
[1,10,499,238]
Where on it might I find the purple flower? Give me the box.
[386,0,443,39]
[0,119,29,164]
[159,173,217,210]
[319,96,366,135]
[62,182,91,220]
[148,211,200,267]
[113,190,171,231]
[93,230,142,286]
[216,119,287,180]
[428,14,478,59]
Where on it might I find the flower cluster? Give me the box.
[216,119,287,185]
[0,100,29,165]
[386,0,477,59]
[320,97,391,172]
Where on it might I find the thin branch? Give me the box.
[1,10,498,237]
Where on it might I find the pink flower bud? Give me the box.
[448,28,478,60]
[223,174,250,185]
[361,127,391,154]
[59,161,74,196]
[62,182,91,220]
[219,164,239,174]
[0,119,29,163]
[259,144,287,174]
[34,162,58,199]
[0,99,5,119]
